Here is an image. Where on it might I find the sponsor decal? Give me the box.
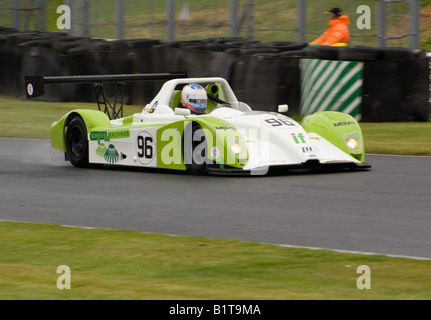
[90,130,130,142]
[91,130,129,163]
[211,146,220,159]
[333,121,356,127]
[103,144,120,164]
[27,83,34,96]
[291,132,306,144]
[216,126,236,130]
[96,143,107,157]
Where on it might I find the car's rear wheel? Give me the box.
[65,116,89,168]
[184,123,207,175]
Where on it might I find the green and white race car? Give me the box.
[26,72,370,175]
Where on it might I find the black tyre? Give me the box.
[338,46,379,61]
[65,116,89,168]
[184,123,208,175]
[313,45,340,60]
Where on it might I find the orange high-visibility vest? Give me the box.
[310,15,350,46]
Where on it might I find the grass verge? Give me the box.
[1,221,431,300]
[0,96,143,140]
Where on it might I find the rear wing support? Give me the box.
[25,72,188,120]
[94,81,126,120]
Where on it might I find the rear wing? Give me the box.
[24,72,188,119]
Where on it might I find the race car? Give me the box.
[25,72,371,175]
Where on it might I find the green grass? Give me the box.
[0,96,143,140]
[361,122,431,156]
[1,221,431,300]
[1,95,431,300]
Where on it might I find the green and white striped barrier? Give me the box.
[300,58,364,120]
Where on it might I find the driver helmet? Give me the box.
[181,84,207,114]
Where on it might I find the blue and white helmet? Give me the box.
[181,84,207,114]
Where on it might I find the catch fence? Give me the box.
[0,0,421,49]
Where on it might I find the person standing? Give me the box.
[309,8,351,46]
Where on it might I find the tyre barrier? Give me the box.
[181,45,236,81]
[122,39,161,105]
[1,31,55,96]
[0,30,429,121]
[62,40,108,102]
[279,56,302,115]
[231,52,285,112]
[20,36,95,101]
[255,40,308,52]
[361,57,429,122]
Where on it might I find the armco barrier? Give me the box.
[0,30,429,121]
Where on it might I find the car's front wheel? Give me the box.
[65,116,89,168]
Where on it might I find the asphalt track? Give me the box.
[1,138,431,259]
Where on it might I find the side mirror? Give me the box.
[278,104,288,113]
[175,107,191,116]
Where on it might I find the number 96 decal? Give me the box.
[136,131,155,165]
[262,117,297,128]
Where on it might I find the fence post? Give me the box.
[166,0,175,41]
[230,0,239,37]
[116,0,124,39]
[83,0,90,36]
[38,0,46,31]
[13,0,19,30]
[376,0,386,47]
[297,0,306,43]
[409,0,420,49]
[246,0,254,40]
